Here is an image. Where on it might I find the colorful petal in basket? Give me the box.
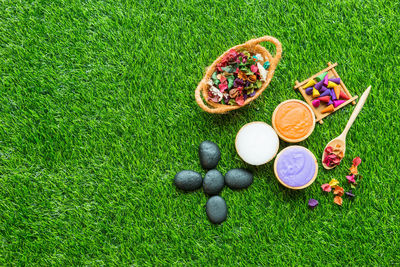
[195,36,282,114]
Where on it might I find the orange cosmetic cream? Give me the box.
[272,100,315,143]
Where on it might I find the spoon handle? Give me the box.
[341,86,371,139]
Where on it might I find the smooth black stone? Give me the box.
[199,141,221,169]
[203,169,224,196]
[174,170,202,191]
[225,168,253,189]
[206,196,227,224]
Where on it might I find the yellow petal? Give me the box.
[329,178,339,187]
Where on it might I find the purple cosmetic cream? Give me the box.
[274,146,318,189]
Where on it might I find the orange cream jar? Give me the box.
[272,99,315,143]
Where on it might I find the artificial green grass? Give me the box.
[1,0,399,265]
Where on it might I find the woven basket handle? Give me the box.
[245,36,282,67]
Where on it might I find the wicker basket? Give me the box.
[195,36,282,114]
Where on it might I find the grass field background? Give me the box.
[1,0,400,265]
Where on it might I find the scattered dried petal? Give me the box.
[345,191,355,198]
[334,196,343,206]
[308,199,318,209]
[333,186,344,197]
[352,157,362,167]
[350,165,358,175]
[329,179,339,187]
[346,174,356,184]
[321,183,332,192]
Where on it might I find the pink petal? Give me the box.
[219,83,228,92]
[235,95,245,106]
[250,64,258,73]
[321,183,332,192]
[346,175,356,183]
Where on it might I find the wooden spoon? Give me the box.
[322,86,371,169]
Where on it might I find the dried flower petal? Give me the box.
[238,70,247,81]
[346,174,356,184]
[353,157,362,167]
[233,78,245,88]
[229,88,240,98]
[212,49,262,106]
[325,146,333,154]
[323,147,342,167]
[248,75,257,83]
[250,64,258,73]
[321,183,332,192]
[333,186,344,197]
[235,95,245,106]
[350,165,358,175]
[208,86,223,102]
[334,196,343,206]
[345,191,355,198]
[308,199,318,209]
[329,179,339,187]
[219,82,228,92]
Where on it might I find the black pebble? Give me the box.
[174,170,202,191]
[203,169,224,196]
[225,168,253,189]
[198,141,221,169]
[206,196,227,224]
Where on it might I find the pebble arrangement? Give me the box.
[174,141,253,224]
[303,72,350,113]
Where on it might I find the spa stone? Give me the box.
[199,141,221,169]
[174,170,202,191]
[203,169,224,196]
[225,168,253,189]
[206,196,227,224]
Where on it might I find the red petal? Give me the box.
[353,157,362,167]
[325,146,333,154]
